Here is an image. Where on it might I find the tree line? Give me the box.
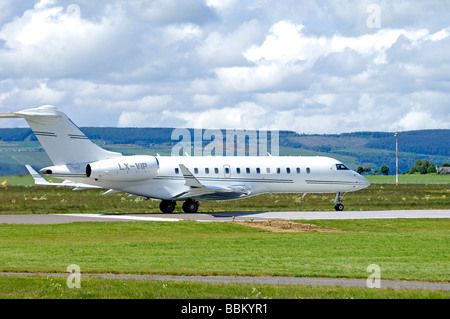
[357,165,390,175]
[357,160,450,175]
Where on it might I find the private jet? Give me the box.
[1,106,370,213]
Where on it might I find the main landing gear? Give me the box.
[159,199,200,214]
[334,192,345,211]
[159,200,176,213]
[182,199,199,213]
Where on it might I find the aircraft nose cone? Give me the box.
[358,175,371,189]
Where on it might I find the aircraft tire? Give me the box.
[160,200,176,213]
[335,203,344,211]
[182,200,199,213]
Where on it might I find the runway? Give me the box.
[1,209,449,224]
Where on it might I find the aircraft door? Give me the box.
[224,164,231,178]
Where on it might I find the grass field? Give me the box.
[366,174,450,185]
[1,219,448,280]
[0,219,448,299]
[1,183,448,214]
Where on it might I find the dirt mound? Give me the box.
[236,219,345,233]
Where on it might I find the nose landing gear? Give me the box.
[334,192,346,211]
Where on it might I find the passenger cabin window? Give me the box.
[205,168,209,174]
[306,167,311,174]
[296,167,300,174]
[276,168,281,174]
[246,168,250,174]
[214,168,219,174]
[266,168,270,174]
[194,168,198,174]
[286,168,291,174]
[236,168,241,174]
[336,164,349,170]
[175,168,179,174]
[225,167,230,174]
[256,168,261,174]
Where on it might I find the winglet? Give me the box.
[179,164,203,188]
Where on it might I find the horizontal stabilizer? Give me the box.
[3,106,122,165]
[0,113,22,118]
[25,165,51,185]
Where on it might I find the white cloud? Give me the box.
[426,28,450,42]
[196,19,264,66]
[0,1,449,134]
[213,64,287,93]
[254,91,303,110]
[118,111,151,127]
[169,102,269,130]
[111,95,174,112]
[0,1,129,78]
[244,20,435,68]
[163,24,202,45]
[192,94,220,109]
[129,0,216,25]
[0,79,65,109]
[393,111,447,132]
[244,21,314,64]
[206,0,237,11]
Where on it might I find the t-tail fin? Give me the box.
[0,105,121,165]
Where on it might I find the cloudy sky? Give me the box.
[0,0,449,134]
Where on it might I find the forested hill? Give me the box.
[0,128,448,156]
[0,127,448,175]
[279,129,449,157]
[363,130,449,156]
[0,127,176,145]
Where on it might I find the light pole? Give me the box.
[395,132,398,186]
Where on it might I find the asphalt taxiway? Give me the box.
[1,272,448,291]
[1,209,449,224]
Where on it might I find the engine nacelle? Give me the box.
[86,155,159,182]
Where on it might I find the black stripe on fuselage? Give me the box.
[49,174,295,184]
[306,180,359,185]
[154,175,294,184]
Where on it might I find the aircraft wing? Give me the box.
[25,165,101,190]
[172,164,252,201]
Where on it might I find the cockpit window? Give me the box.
[336,164,349,170]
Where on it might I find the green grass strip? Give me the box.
[0,220,448,282]
[0,275,448,299]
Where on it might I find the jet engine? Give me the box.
[86,155,159,182]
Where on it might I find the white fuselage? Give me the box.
[48,155,370,201]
